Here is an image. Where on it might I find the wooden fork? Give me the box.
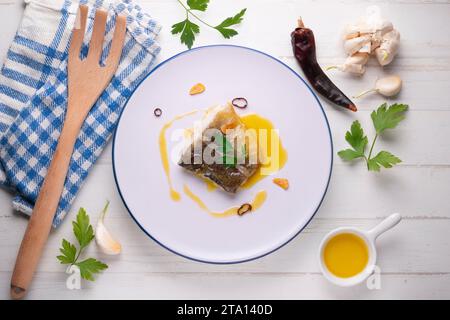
[10,5,126,299]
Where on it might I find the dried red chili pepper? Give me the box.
[291,19,357,112]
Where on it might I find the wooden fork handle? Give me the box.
[10,120,81,299]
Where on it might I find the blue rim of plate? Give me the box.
[112,44,333,264]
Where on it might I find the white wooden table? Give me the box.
[1,0,450,300]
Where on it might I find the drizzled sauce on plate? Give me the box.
[183,185,267,217]
[159,110,198,201]
[157,108,287,218]
[240,113,288,189]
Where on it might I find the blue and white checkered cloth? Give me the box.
[0,0,160,227]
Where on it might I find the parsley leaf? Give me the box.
[173,1,246,49]
[338,120,368,161]
[338,149,365,161]
[368,151,402,172]
[345,120,368,154]
[187,0,209,11]
[57,239,77,264]
[338,103,407,172]
[72,207,94,250]
[371,103,408,134]
[171,20,186,34]
[57,206,108,281]
[214,132,237,166]
[76,258,108,282]
[171,19,200,49]
[215,9,247,39]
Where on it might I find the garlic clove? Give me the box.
[375,29,400,66]
[96,222,122,255]
[344,35,371,55]
[343,52,369,75]
[382,29,400,47]
[375,75,402,97]
[343,63,366,75]
[343,24,361,40]
[347,52,370,65]
[354,75,402,98]
[326,52,369,75]
[344,32,360,41]
[96,201,122,255]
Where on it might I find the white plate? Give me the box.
[113,45,332,264]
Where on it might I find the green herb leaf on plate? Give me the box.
[214,131,237,167]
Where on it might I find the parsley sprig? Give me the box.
[172,0,246,49]
[57,208,107,281]
[338,103,408,171]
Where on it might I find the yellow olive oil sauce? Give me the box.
[239,114,288,189]
[159,110,198,201]
[323,233,369,278]
[183,185,267,217]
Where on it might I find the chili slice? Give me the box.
[237,203,252,216]
[154,108,162,117]
[232,97,248,109]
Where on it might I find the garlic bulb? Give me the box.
[335,6,400,75]
[354,75,403,98]
[96,201,122,255]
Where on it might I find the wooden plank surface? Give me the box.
[0,0,449,299]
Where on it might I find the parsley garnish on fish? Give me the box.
[214,131,241,167]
